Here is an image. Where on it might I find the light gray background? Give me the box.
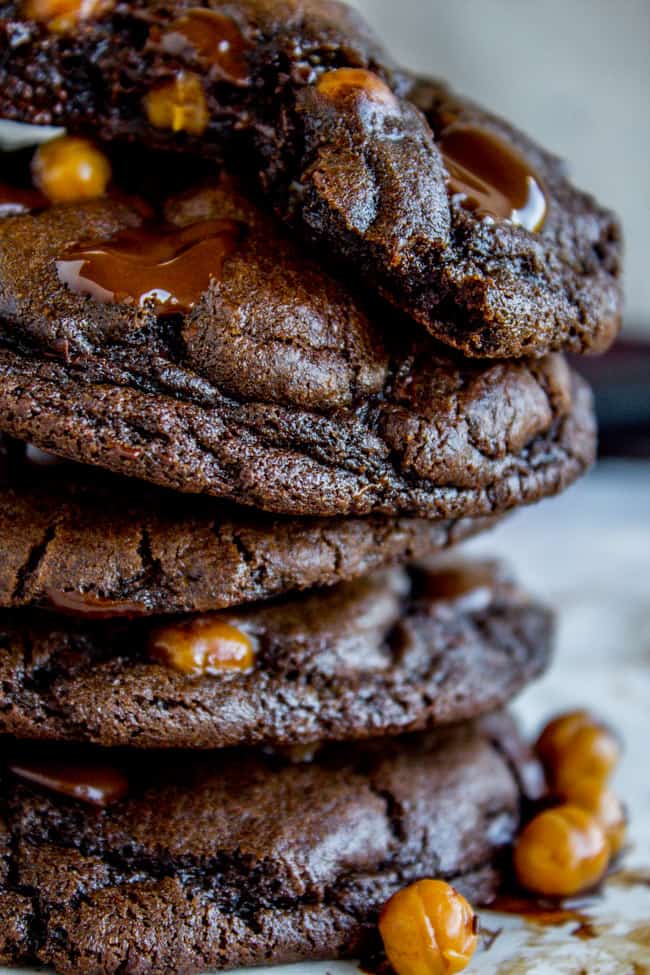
[351,0,649,336]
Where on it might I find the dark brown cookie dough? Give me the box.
[1,435,497,616]
[0,713,541,974]
[0,175,596,515]
[0,560,553,748]
[0,0,622,357]
[0,339,597,518]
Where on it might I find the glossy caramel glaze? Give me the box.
[9,757,128,806]
[56,218,244,313]
[440,123,547,231]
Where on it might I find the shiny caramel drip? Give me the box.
[46,589,149,618]
[56,218,243,314]
[9,758,128,806]
[0,182,48,217]
[149,617,256,676]
[162,8,250,83]
[439,123,547,231]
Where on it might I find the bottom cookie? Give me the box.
[0,713,541,975]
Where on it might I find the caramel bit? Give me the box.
[162,9,250,84]
[56,218,243,315]
[515,708,624,896]
[24,0,112,32]
[379,879,478,975]
[32,136,111,204]
[9,758,128,807]
[514,804,610,897]
[439,123,547,232]
[562,777,627,856]
[535,709,620,791]
[149,617,256,676]
[145,71,209,135]
[316,68,396,107]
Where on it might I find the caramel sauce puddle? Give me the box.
[439,123,547,231]
[56,218,244,314]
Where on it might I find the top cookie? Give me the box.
[0,0,622,358]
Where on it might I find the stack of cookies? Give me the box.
[0,1,622,973]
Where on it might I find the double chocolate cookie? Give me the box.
[0,714,542,974]
[0,560,552,748]
[1,435,497,616]
[0,0,622,357]
[0,172,596,516]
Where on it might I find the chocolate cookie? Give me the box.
[0,713,542,974]
[0,560,552,748]
[0,0,622,357]
[1,435,497,616]
[0,174,596,515]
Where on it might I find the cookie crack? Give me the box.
[10,522,57,604]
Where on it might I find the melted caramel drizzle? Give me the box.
[439,123,547,231]
[56,218,243,314]
[0,182,48,217]
[46,588,149,618]
[9,758,129,807]
[162,8,250,83]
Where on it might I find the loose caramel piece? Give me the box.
[379,879,478,975]
[514,804,610,897]
[145,72,209,135]
[553,724,621,793]
[9,758,128,807]
[536,709,593,767]
[149,616,256,676]
[32,136,111,204]
[316,68,396,107]
[562,777,627,856]
[24,0,112,32]
[535,710,620,790]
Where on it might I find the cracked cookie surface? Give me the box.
[0,560,552,748]
[0,0,622,357]
[0,178,596,516]
[0,713,541,974]
[1,435,497,616]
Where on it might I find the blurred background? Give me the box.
[352,0,650,455]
